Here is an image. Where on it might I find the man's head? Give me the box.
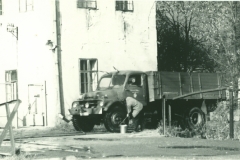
[128,78,136,85]
[131,78,136,83]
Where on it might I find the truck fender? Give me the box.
[103,101,125,112]
[103,101,117,112]
[201,100,207,115]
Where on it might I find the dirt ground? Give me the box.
[1,126,240,160]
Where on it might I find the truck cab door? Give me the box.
[125,74,147,106]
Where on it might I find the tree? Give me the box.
[156,1,215,72]
[157,1,240,88]
[202,1,240,88]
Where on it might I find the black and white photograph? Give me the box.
[0,0,240,159]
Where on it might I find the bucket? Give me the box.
[120,124,127,134]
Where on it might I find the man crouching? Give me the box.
[125,97,144,133]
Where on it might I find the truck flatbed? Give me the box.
[146,71,226,101]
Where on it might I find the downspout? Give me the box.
[55,0,69,123]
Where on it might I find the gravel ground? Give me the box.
[0,126,240,160]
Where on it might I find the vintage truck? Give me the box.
[68,70,226,132]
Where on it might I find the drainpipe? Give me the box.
[55,0,69,123]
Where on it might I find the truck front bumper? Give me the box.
[69,107,103,116]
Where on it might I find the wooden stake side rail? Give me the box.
[172,87,228,100]
[0,100,21,155]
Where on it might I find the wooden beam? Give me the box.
[5,103,15,155]
[0,100,21,155]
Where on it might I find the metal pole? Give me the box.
[45,81,48,126]
[162,96,166,135]
[229,90,234,139]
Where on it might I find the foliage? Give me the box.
[200,1,240,87]
[156,1,215,72]
[205,101,240,140]
[156,2,240,140]
[156,1,240,88]
[158,123,205,139]
[204,102,230,140]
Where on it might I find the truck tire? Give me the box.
[104,106,126,132]
[185,107,205,131]
[72,115,94,132]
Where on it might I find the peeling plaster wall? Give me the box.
[59,0,157,112]
[0,0,157,127]
[0,0,59,127]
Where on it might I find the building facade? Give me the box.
[0,0,157,127]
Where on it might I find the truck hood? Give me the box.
[82,88,124,101]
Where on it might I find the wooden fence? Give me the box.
[0,100,21,155]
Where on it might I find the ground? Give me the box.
[0,125,240,160]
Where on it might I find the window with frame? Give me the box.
[116,0,133,11]
[5,70,18,101]
[0,0,2,15]
[19,0,34,12]
[79,59,98,93]
[77,0,97,9]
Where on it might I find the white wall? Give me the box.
[59,0,157,113]
[0,0,158,127]
[0,0,60,127]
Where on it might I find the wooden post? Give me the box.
[5,103,15,155]
[179,73,182,95]
[198,73,203,99]
[190,75,193,93]
[229,90,234,139]
[158,73,162,98]
[168,104,171,127]
[162,96,166,135]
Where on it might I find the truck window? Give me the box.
[110,75,126,87]
[98,75,112,90]
[98,74,126,90]
[128,75,142,86]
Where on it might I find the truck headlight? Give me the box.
[72,102,78,108]
[79,94,83,99]
[85,102,89,108]
[100,101,104,107]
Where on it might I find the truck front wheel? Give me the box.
[185,107,205,131]
[72,115,94,132]
[104,106,126,132]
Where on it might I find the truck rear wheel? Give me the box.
[104,106,126,132]
[185,107,205,131]
[72,115,94,132]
